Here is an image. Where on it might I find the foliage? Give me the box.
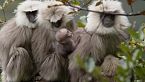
[75,23,145,82]
[70,0,145,82]
[115,23,145,82]
[0,0,145,82]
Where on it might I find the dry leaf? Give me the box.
[57,0,69,3]
[127,0,135,5]
[140,10,145,16]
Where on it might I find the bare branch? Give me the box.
[2,8,7,22]
[66,2,144,16]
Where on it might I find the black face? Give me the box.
[26,10,38,23]
[51,18,63,28]
[100,13,115,28]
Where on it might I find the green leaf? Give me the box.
[128,28,138,38]
[71,0,80,5]
[77,20,85,28]
[76,55,85,69]
[135,66,145,79]
[120,42,130,55]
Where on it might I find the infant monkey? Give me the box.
[55,28,75,57]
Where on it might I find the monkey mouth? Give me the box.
[51,18,63,28]
[26,10,38,23]
[103,22,114,28]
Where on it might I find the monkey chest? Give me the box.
[90,34,121,62]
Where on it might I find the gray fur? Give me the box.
[69,30,122,82]
[69,0,131,82]
[32,1,76,82]
[0,18,34,82]
[0,1,41,82]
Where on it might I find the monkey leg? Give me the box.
[5,47,34,82]
[101,55,119,82]
[39,53,69,82]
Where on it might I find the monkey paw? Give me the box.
[101,55,119,77]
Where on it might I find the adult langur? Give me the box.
[0,0,41,82]
[68,0,131,82]
[31,1,76,82]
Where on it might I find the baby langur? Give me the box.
[55,28,75,56]
[69,0,131,82]
[31,1,76,82]
[0,1,41,82]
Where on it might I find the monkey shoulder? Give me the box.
[0,18,32,48]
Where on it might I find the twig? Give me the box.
[82,0,92,8]
[66,3,143,16]
[130,5,134,13]
[2,7,7,22]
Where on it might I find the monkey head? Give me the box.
[55,28,73,44]
[85,0,131,34]
[15,0,41,28]
[37,1,75,30]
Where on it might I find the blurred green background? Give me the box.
[0,0,145,28]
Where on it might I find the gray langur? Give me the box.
[31,1,76,82]
[0,1,41,82]
[69,0,131,82]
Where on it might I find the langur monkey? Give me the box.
[31,1,76,82]
[68,0,131,82]
[0,1,41,82]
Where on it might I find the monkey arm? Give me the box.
[56,39,75,58]
[6,47,34,82]
[55,28,76,57]
[0,19,34,82]
[39,52,69,82]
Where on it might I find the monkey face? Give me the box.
[37,1,75,29]
[85,0,131,34]
[100,13,115,28]
[38,1,64,22]
[15,1,41,28]
[25,10,38,23]
[51,18,63,28]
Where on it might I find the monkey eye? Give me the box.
[100,13,115,19]
[51,18,63,28]
[48,6,51,8]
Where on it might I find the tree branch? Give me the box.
[66,2,144,16]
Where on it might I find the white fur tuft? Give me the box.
[15,1,41,28]
[85,0,131,34]
[37,1,74,28]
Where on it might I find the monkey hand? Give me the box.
[55,28,73,44]
[101,55,119,77]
